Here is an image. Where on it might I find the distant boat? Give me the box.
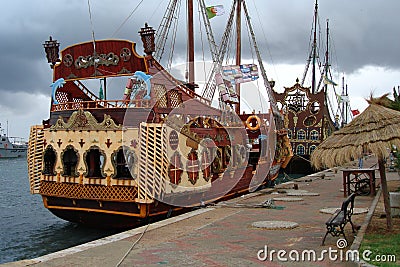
[0,125,27,158]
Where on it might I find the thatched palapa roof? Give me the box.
[311,99,400,169]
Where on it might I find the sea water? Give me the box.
[0,158,119,264]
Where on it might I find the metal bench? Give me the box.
[322,193,357,245]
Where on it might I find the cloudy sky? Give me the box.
[1,0,399,138]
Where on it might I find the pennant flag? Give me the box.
[323,75,338,86]
[341,95,349,103]
[351,109,360,116]
[222,64,259,85]
[99,82,104,100]
[336,93,343,103]
[336,94,349,104]
[206,5,225,19]
[215,73,239,104]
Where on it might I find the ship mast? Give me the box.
[341,78,349,127]
[187,0,195,84]
[324,19,329,94]
[311,0,318,94]
[235,0,242,114]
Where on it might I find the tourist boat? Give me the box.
[0,123,27,158]
[27,0,292,228]
[272,0,351,174]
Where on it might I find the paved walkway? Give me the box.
[4,156,398,267]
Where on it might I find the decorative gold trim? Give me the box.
[50,109,122,131]
[293,116,298,127]
[40,181,138,201]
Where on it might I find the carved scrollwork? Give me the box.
[74,52,120,69]
[50,109,122,131]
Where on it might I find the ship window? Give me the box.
[169,152,183,185]
[287,130,292,139]
[297,130,306,140]
[310,101,320,114]
[309,145,317,154]
[43,146,56,175]
[1,138,5,141]
[112,147,134,179]
[62,146,78,177]
[187,149,199,185]
[310,130,319,140]
[154,84,168,108]
[296,145,305,155]
[168,89,182,108]
[304,116,316,126]
[85,147,105,178]
[286,89,309,113]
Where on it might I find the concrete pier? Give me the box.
[3,156,398,266]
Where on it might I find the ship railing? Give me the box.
[51,99,152,111]
[175,84,211,106]
[28,125,44,194]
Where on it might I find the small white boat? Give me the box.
[0,126,27,158]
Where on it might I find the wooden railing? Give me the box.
[51,99,152,111]
[28,125,44,194]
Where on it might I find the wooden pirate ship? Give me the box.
[272,0,351,174]
[27,0,292,228]
[272,79,336,174]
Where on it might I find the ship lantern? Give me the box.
[139,23,156,56]
[43,36,60,69]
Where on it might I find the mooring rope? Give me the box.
[115,222,150,267]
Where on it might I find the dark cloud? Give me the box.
[1,0,399,138]
[1,0,400,96]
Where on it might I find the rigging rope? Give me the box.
[87,0,96,52]
[196,1,207,85]
[201,0,237,101]
[87,0,97,80]
[243,7,264,113]
[166,0,181,71]
[250,0,280,89]
[111,0,145,38]
[149,0,167,22]
[155,0,180,61]
[301,5,324,88]
[242,1,282,128]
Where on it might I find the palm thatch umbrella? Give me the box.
[311,96,400,230]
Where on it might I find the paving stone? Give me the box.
[251,220,299,230]
[272,197,303,202]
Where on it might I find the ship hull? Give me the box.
[0,148,26,158]
[283,155,314,175]
[40,165,279,229]
[45,197,187,229]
